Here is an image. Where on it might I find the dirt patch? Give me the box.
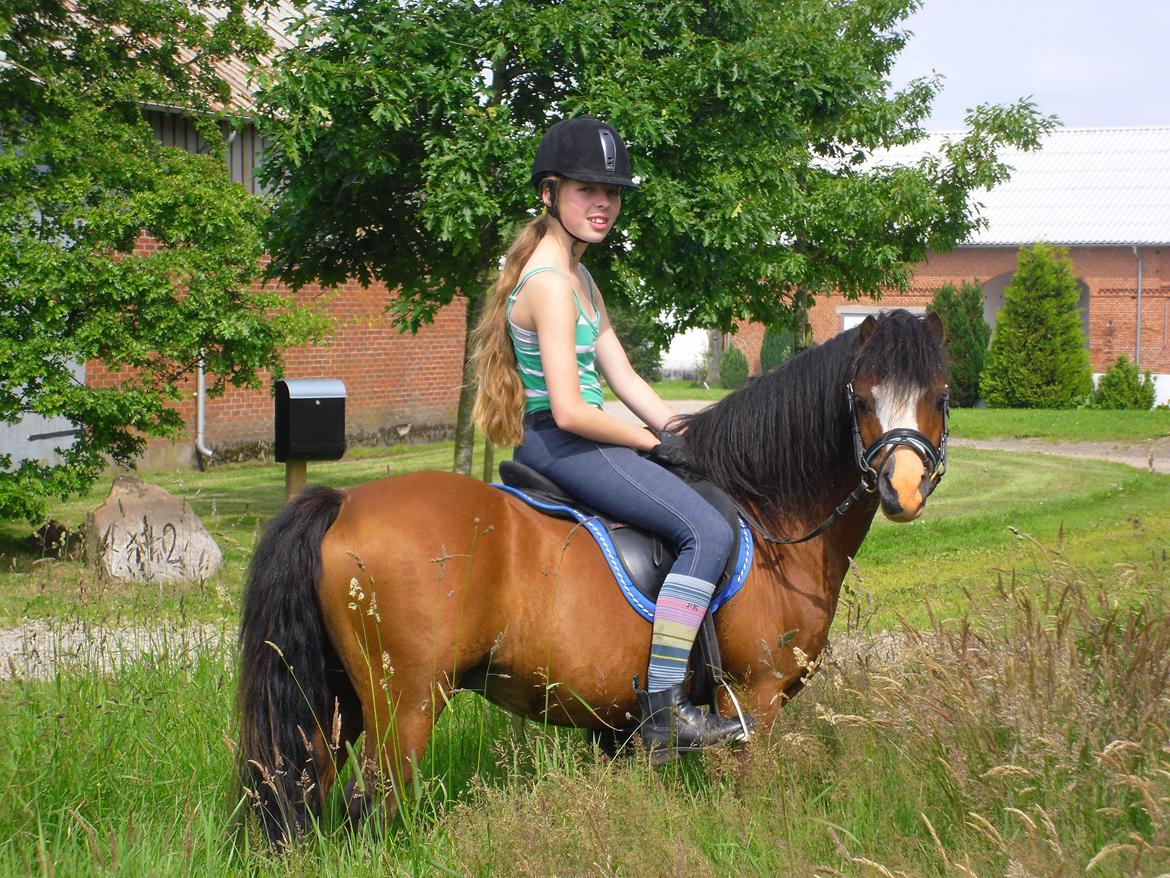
[951,437,1170,474]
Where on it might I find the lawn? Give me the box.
[628,382,1170,441]
[1,540,1166,876]
[949,406,1170,442]
[1,414,1168,876]
[1,406,1168,626]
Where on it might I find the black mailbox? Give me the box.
[274,379,346,462]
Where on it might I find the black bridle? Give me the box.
[735,382,949,546]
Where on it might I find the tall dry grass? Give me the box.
[440,545,1170,876]
[2,542,1167,875]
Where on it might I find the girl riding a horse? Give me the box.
[236,118,950,848]
[471,116,750,755]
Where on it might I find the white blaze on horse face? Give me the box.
[870,381,928,521]
[870,381,922,434]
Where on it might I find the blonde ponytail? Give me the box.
[472,213,554,447]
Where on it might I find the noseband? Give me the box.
[737,382,949,546]
[848,382,949,494]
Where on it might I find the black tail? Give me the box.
[237,486,344,846]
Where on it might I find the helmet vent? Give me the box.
[598,129,616,172]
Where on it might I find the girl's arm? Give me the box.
[593,295,678,433]
[527,273,659,450]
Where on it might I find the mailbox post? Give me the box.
[274,379,346,500]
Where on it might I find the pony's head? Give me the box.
[682,308,949,530]
[848,310,949,522]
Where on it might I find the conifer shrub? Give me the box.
[927,280,990,407]
[606,300,665,382]
[760,325,795,373]
[719,344,749,389]
[981,244,1093,408]
[1092,356,1156,410]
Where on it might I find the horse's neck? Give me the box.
[751,462,880,600]
[825,465,881,553]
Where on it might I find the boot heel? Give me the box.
[647,745,677,766]
[635,681,753,761]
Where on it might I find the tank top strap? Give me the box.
[506,265,595,322]
[578,265,599,315]
[506,266,564,318]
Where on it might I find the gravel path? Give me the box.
[950,436,1170,474]
[3,407,1165,679]
[0,619,229,680]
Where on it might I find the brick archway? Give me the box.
[981,271,1091,345]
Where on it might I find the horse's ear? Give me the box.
[857,315,878,345]
[924,310,945,343]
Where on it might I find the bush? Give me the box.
[981,244,1093,408]
[760,325,795,373]
[606,299,665,382]
[719,344,749,389]
[927,280,990,407]
[1093,356,1156,410]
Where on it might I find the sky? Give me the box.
[888,0,1170,131]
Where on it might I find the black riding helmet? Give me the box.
[531,116,639,193]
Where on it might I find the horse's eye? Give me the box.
[853,396,870,413]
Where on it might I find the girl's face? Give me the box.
[546,178,623,243]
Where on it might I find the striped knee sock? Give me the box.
[646,573,717,692]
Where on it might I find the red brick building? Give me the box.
[804,127,1170,405]
[104,15,468,469]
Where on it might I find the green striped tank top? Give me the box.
[506,266,604,414]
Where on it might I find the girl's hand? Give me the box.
[646,430,690,468]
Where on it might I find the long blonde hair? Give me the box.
[472,212,555,447]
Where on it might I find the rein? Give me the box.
[735,383,949,547]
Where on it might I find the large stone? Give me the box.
[86,476,223,583]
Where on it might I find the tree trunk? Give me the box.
[705,329,725,386]
[481,440,495,482]
[452,287,486,475]
[792,291,813,353]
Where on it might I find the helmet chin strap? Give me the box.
[543,180,588,251]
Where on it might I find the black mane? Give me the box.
[679,310,946,516]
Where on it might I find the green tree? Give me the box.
[760,324,796,373]
[927,280,990,406]
[1093,356,1156,410]
[0,1,326,522]
[256,0,1055,473]
[606,301,665,383]
[981,245,1093,408]
[719,345,749,390]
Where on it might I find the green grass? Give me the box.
[2,554,1167,875]
[602,379,731,401]
[0,441,508,625]
[2,434,1168,628]
[2,416,1169,874]
[855,447,1170,624]
[617,384,1170,442]
[950,406,1170,442]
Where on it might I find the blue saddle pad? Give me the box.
[492,483,753,622]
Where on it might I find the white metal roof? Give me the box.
[878,126,1170,246]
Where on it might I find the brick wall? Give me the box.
[731,322,765,375]
[87,235,467,464]
[808,245,1170,375]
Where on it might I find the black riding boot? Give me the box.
[636,683,751,762]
